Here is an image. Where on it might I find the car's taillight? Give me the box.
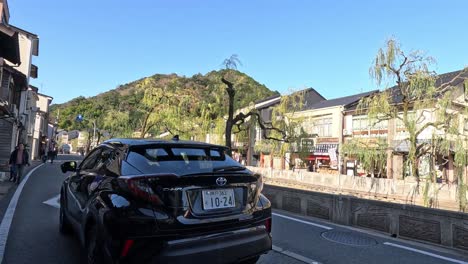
[126,177,163,206]
[265,218,272,233]
[120,239,134,257]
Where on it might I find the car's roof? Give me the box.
[102,138,228,149]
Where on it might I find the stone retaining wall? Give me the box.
[263,184,468,252]
[248,166,466,211]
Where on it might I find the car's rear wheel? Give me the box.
[59,194,72,235]
[86,224,105,264]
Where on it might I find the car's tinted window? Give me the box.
[123,146,241,175]
[210,150,221,158]
[171,148,206,158]
[94,147,118,175]
[80,148,103,171]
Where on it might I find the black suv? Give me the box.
[59,138,272,264]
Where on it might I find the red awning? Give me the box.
[307,155,330,161]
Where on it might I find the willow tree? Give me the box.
[254,90,309,166]
[220,55,307,158]
[102,109,131,137]
[135,77,172,138]
[134,76,204,139]
[358,39,468,186]
[221,55,245,152]
[341,138,388,177]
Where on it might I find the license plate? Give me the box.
[202,189,235,210]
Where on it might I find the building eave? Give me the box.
[0,24,20,64]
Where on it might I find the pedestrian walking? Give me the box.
[48,142,57,164]
[8,143,30,184]
[40,143,47,163]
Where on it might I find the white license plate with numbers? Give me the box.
[202,189,235,210]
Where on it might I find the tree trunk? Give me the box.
[386,118,395,179]
[409,134,419,180]
[85,129,92,154]
[222,77,235,156]
[96,132,102,146]
[141,112,150,138]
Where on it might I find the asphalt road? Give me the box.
[1,155,84,264]
[0,154,467,264]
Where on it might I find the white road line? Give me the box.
[272,212,333,230]
[273,244,321,264]
[272,245,282,251]
[43,194,60,209]
[0,164,44,263]
[384,242,468,264]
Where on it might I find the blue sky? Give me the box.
[8,0,468,104]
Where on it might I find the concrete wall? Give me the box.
[16,34,32,78]
[248,166,467,211]
[263,184,468,252]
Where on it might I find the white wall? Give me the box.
[36,94,51,113]
[16,34,32,78]
[294,106,343,138]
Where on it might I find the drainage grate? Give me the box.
[321,230,378,246]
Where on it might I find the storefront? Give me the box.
[307,143,339,173]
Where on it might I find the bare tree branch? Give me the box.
[415,121,446,139]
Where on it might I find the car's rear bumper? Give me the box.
[121,225,272,264]
[156,225,271,264]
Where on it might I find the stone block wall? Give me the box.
[263,184,468,251]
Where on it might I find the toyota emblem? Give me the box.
[216,177,227,186]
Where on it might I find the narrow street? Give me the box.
[0,156,467,264]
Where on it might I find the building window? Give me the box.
[370,119,388,130]
[312,117,333,137]
[352,116,369,131]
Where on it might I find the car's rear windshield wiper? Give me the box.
[212,165,246,172]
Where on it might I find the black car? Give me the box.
[59,138,272,264]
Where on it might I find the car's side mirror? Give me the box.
[61,161,77,173]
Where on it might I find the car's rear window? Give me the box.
[122,146,241,175]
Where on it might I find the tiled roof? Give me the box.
[254,94,281,110]
[345,69,467,111]
[254,93,281,104]
[388,69,468,104]
[303,90,378,110]
[301,88,327,109]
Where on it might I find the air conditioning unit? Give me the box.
[343,129,352,136]
[30,106,39,112]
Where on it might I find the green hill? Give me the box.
[50,69,278,140]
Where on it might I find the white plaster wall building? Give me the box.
[31,92,52,160]
[5,25,39,149]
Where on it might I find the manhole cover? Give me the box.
[321,231,378,246]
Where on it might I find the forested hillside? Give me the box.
[50,69,278,141]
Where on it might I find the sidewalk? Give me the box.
[0,160,44,202]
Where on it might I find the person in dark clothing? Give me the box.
[9,143,30,184]
[48,143,57,163]
[40,144,47,163]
